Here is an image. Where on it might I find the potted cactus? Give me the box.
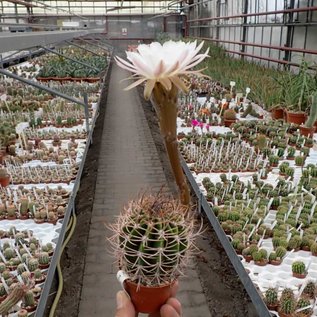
[295,155,306,167]
[109,192,198,314]
[0,167,10,187]
[252,249,268,266]
[223,109,237,127]
[302,281,316,299]
[292,261,307,279]
[310,242,317,256]
[300,92,317,137]
[279,295,296,317]
[264,287,279,311]
[296,296,313,317]
[286,147,296,160]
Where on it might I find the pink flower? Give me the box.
[192,119,199,127]
[198,122,204,129]
[206,124,210,131]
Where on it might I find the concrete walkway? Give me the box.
[78,62,211,317]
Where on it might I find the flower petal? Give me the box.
[144,79,156,100]
[170,76,188,93]
[124,77,147,91]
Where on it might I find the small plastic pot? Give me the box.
[124,280,177,314]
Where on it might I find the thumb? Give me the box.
[115,291,136,317]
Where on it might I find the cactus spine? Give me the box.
[292,261,306,274]
[264,288,278,306]
[27,258,39,272]
[23,290,35,307]
[38,252,49,266]
[111,193,197,286]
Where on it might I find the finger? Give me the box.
[115,291,137,317]
[171,280,179,297]
[165,298,182,316]
[160,304,180,317]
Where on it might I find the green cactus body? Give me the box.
[280,296,296,315]
[292,261,306,275]
[275,246,287,259]
[17,263,26,275]
[4,248,15,260]
[310,242,317,254]
[21,272,31,284]
[0,263,6,274]
[0,283,25,314]
[33,269,43,280]
[23,290,35,307]
[113,194,196,286]
[38,252,50,266]
[296,297,312,315]
[0,283,7,297]
[305,92,317,128]
[19,197,29,215]
[303,281,316,298]
[27,258,39,272]
[265,288,278,306]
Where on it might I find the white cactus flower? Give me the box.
[115,40,209,100]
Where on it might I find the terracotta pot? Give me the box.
[279,312,292,317]
[267,303,278,311]
[286,111,306,125]
[124,280,177,314]
[292,272,307,279]
[243,255,252,263]
[254,260,268,266]
[269,259,282,266]
[314,120,317,132]
[300,125,315,137]
[271,108,284,120]
[223,119,236,127]
[0,176,10,187]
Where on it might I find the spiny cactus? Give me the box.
[275,246,287,259]
[19,197,29,215]
[21,272,31,285]
[0,283,7,297]
[2,270,11,280]
[310,242,317,254]
[38,252,50,266]
[305,92,317,128]
[264,288,278,306]
[17,263,26,275]
[23,290,35,307]
[4,248,15,260]
[33,269,43,280]
[0,283,26,315]
[27,258,39,272]
[0,262,6,274]
[296,296,313,316]
[303,281,316,298]
[292,261,306,275]
[280,296,296,315]
[110,193,198,286]
[223,109,236,120]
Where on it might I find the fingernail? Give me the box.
[116,291,125,309]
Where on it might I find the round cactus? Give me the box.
[19,197,29,215]
[23,290,35,307]
[303,281,316,299]
[310,242,317,255]
[280,296,296,315]
[264,288,278,306]
[21,272,31,285]
[252,251,263,262]
[269,252,277,261]
[21,253,30,263]
[292,261,306,275]
[0,263,6,274]
[27,258,39,272]
[2,270,11,280]
[110,193,197,286]
[38,252,50,266]
[296,297,312,316]
[4,248,15,260]
[275,246,287,259]
[17,263,26,275]
[33,269,43,280]
[288,236,302,250]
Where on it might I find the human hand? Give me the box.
[115,282,181,317]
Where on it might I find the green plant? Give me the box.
[264,288,278,306]
[296,297,312,316]
[303,281,316,298]
[38,252,49,266]
[223,109,237,120]
[295,155,306,166]
[27,258,39,272]
[310,242,317,254]
[0,284,25,315]
[288,236,302,250]
[287,147,296,158]
[0,283,7,297]
[110,193,198,286]
[22,290,35,308]
[4,248,15,260]
[292,261,306,275]
[305,92,317,128]
[275,246,286,259]
[279,296,296,315]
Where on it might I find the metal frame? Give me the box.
[181,159,271,317]
[187,0,317,68]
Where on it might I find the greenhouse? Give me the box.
[0,0,317,316]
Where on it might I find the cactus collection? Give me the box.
[111,193,197,286]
